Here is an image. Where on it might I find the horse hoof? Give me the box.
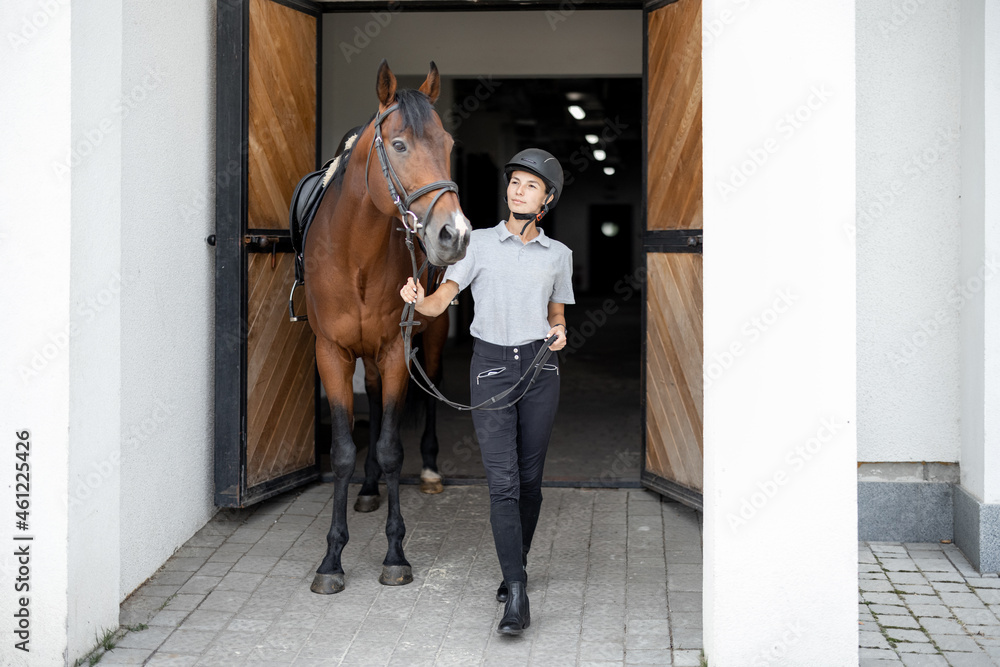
[354,494,380,512]
[419,468,444,495]
[379,565,413,586]
[310,572,345,595]
[420,479,444,494]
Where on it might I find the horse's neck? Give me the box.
[332,174,401,271]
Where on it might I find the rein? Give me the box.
[367,103,557,411]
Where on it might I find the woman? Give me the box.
[400,148,574,636]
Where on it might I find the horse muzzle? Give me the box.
[424,210,470,266]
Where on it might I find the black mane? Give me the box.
[329,88,436,187]
[394,88,435,139]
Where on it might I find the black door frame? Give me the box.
[214,0,324,507]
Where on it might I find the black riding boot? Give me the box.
[497,497,542,602]
[498,581,531,635]
[491,500,525,600]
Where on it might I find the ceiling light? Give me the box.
[568,105,586,120]
[592,149,606,161]
[603,167,616,176]
[601,222,620,237]
[566,92,585,102]
[585,134,599,145]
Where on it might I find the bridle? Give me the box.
[365,103,459,246]
[367,102,557,411]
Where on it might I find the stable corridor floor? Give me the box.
[108,483,703,666]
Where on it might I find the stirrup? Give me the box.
[288,279,307,322]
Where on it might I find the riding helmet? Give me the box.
[504,148,564,211]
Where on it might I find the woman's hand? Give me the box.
[401,277,424,306]
[545,324,567,351]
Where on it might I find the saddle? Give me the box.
[289,156,336,286]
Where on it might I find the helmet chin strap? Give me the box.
[512,203,550,236]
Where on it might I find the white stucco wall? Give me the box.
[119,0,217,598]
[959,0,1000,504]
[703,0,857,661]
[856,0,962,463]
[68,0,124,656]
[1,2,73,663]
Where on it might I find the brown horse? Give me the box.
[304,60,469,594]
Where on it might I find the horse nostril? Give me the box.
[439,225,455,244]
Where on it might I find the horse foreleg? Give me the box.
[418,311,449,494]
[376,347,413,586]
[355,358,382,512]
[312,342,356,594]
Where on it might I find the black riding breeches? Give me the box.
[469,337,561,506]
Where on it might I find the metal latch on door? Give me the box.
[244,235,282,268]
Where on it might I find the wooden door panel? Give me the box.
[215,0,321,507]
[647,0,702,231]
[246,252,315,488]
[244,0,318,496]
[248,0,318,231]
[645,253,703,492]
[642,0,704,509]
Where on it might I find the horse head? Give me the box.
[367,60,470,267]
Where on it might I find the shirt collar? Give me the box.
[493,221,551,248]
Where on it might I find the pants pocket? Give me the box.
[475,366,507,385]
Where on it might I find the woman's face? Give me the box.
[507,170,552,216]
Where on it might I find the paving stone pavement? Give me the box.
[107,483,704,666]
[106,485,1000,666]
[861,541,1000,666]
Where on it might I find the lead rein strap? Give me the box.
[398,231,557,411]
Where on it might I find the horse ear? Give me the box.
[376,59,397,108]
[418,61,441,104]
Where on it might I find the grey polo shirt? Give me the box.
[444,221,575,346]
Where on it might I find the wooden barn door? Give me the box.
[641,0,704,510]
[215,0,322,507]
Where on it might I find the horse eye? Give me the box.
[392,141,406,152]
